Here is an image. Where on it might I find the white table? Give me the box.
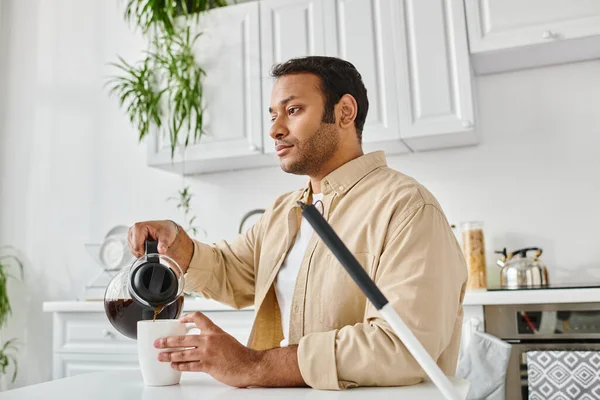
[0,370,470,400]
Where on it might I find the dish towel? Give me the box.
[527,351,600,399]
[456,330,512,400]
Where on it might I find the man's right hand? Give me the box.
[128,220,194,274]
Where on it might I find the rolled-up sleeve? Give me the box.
[297,204,467,389]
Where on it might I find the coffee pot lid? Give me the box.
[128,241,179,307]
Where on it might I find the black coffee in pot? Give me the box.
[104,296,184,339]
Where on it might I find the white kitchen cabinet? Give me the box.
[466,0,600,53]
[262,0,473,155]
[326,0,410,155]
[260,0,328,155]
[44,301,255,380]
[149,0,480,175]
[53,312,137,354]
[465,0,600,74]
[147,1,273,174]
[392,0,477,151]
[54,353,140,379]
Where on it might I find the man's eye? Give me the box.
[270,116,276,123]
[288,107,299,115]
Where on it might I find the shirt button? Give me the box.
[293,305,300,313]
[338,186,344,191]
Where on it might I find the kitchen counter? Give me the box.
[42,296,250,312]
[43,287,600,313]
[0,370,470,400]
[463,287,600,305]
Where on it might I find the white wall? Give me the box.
[1,0,600,389]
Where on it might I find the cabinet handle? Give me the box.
[462,120,473,129]
[102,329,114,339]
[542,30,556,39]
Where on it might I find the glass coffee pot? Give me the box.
[104,240,185,339]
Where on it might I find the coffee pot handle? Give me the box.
[145,240,159,263]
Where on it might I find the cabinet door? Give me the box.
[54,312,137,354]
[326,0,410,155]
[260,0,327,154]
[52,311,254,380]
[54,353,139,380]
[393,0,477,151]
[465,0,600,53]
[147,2,271,174]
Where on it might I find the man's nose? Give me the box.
[269,119,289,141]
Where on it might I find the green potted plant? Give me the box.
[108,0,228,157]
[107,0,228,233]
[0,246,24,389]
[124,0,229,36]
[107,27,205,159]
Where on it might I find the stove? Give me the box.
[487,282,600,291]
[484,291,600,399]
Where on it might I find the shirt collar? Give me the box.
[321,151,387,195]
[294,151,388,201]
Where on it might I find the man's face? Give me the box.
[268,73,339,176]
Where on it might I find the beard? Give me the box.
[279,122,340,176]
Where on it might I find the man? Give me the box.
[128,56,467,390]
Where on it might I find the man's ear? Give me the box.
[337,94,358,129]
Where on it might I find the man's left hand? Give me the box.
[155,311,262,388]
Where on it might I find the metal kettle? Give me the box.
[495,247,549,289]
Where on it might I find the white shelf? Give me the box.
[463,288,600,306]
[43,297,253,313]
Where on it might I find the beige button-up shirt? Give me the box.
[184,151,468,390]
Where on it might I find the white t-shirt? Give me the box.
[274,193,323,347]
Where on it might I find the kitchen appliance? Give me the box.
[103,240,185,339]
[83,225,135,300]
[99,225,133,271]
[495,247,549,289]
[485,301,600,399]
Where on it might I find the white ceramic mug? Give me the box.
[137,320,197,386]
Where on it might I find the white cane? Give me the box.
[298,201,463,400]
